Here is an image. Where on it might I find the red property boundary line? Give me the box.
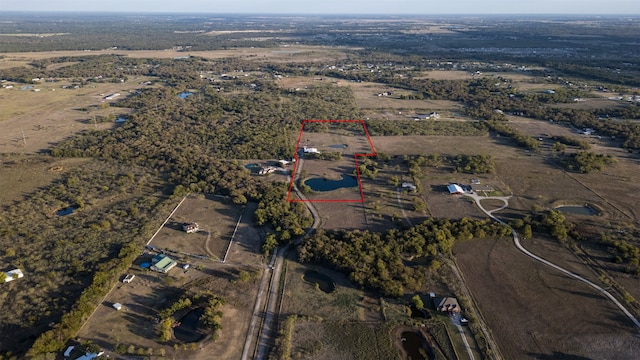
[286,119,377,203]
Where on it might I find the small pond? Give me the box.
[303,270,336,293]
[304,175,358,192]
[56,206,77,216]
[555,205,597,216]
[178,91,193,99]
[244,164,260,172]
[174,307,205,343]
[400,331,433,360]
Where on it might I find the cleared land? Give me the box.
[0,46,351,66]
[0,77,154,153]
[77,196,265,360]
[454,237,640,359]
[150,195,243,261]
[0,155,89,205]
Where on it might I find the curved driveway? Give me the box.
[464,192,640,331]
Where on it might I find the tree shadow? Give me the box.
[526,351,592,360]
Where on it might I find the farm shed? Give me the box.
[151,254,177,273]
[447,184,465,194]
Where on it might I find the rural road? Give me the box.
[464,192,640,331]
[243,160,321,360]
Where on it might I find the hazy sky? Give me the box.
[1,0,639,15]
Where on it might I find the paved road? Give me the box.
[464,192,640,331]
[243,165,321,360]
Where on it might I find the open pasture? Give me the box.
[0,77,153,153]
[0,45,351,65]
[0,155,89,205]
[149,194,244,262]
[454,237,640,360]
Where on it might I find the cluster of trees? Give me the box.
[365,119,487,137]
[158,293,225,342]
[254,183,312,246]
[561,151,617,173]
[484,120,541,150]
[451,154,495,174]
[28,242,142,356]
[551,135,591,150]
[298,218,511,297]
[599,227,640,276]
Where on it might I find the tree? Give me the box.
[412,295,424,310]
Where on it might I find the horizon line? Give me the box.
[1,11,639,17]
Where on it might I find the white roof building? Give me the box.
[4,269,24,283]
[303,146,320,154]
[447,184,465,194]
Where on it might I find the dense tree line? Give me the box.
[298,218,511,297]
[484,120,541,150]
[365,119,487,137]
[551,135,591,150]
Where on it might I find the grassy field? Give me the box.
[453,237,640,359]
[0,45,351,66]
[0,155,90,205]
[0,77,154,153]
[149,194,244,261]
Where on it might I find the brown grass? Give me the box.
[454,237,640,359]
[77,197,265,359]
[149,194,243,261]
[0,45,351,65]
[0,155,90,205]
[0,77,155,153]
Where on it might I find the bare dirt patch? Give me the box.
[454,237,640,360]
[149,194,243,261]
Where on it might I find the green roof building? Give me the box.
[151,254,177,273]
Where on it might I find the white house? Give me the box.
[303,146,320,154]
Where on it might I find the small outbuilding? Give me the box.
[112,302,123,311]
[4,269,24,283]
